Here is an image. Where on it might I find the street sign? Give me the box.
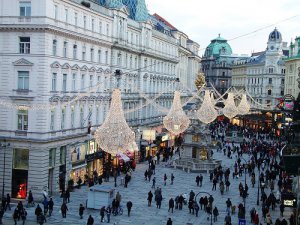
[239,219,246,225]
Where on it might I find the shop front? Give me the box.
[70,143,87,184]
[86,140,104,179]
[11,148,29,199]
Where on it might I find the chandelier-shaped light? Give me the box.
[94,89,135,156]
[196,90,218,124]
[163,91,190,135]
[237,94,250,115]
[223,93,238,119]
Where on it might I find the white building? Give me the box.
[232,28,287,108]
[0,0,200,199]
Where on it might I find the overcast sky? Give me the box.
[146,0,300,56]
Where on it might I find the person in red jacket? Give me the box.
[253,212,259,225]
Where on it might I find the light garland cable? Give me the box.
[163,91,190,135]
[94,89,135,156]
[196,90,218,124]
[222,92,238,119]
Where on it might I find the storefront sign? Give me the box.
[142,130,156,141]
[283,199,296,207]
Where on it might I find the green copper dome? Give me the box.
[204,34,232,57]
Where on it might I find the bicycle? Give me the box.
[113,206,123,216]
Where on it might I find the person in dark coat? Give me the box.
[167,217,173,225]
[106,206,111,223]
[100,206,105,222]
[213,206,219,222]
[168,198,174,213]
[65,189,70,203]
[126,201,133,216]
[13,208,19,225]
[148,191,153,206]
[61,202,68,218]
[5,194,11,211]
[79,203,85,219]
[35,204,42,222]
[87,215,94,225]
[37,213,46,225]
[48,198,54,216]
[196,175,200,186]
[21,208,27,225]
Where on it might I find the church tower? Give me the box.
[265,28,283,69]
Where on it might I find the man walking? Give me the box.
[148,191,153,206]
[48,198,54,216]
[126,201,133,217]
[87,215,94,225]
[170,174,175,185]
[168,198,174,213]
[199,174,203,187]
[61,202,68,218]
[79,203,85,219]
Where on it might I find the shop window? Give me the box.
[192,135,200,142]
[49,148,56,168]
[13,149,29,170]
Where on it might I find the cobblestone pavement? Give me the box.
[2,146,289,225]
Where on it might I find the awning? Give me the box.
[116,153,130,162]
[72,163,87,170]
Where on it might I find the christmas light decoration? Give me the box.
[223,92,238,119]
[94,89,135,156]
[194,72,206,90]
[163,91,190,135]
[237,94,250,115]
[196,90,218,124]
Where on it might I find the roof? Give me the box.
[153,13,177,30]
[204,34,232,57]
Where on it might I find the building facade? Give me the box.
[284,36,300,99]
[0,0,199,198]
[201,35,247,94]
[232,28,287,108]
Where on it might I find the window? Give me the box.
[74,12,78,26]
[18,71,29,90]
[73,45,77,59]
[82,46,86,60]
[89,75,93,88]
[20,1,31,17]
[268,89,272,95]
[71,106,75,128]
[13,149,29,169]
[106,24,109,36]
[72,74,76,91]
[60,146,66,165]
[49,148,56,168]
[62,74,67,92]
[281,78,285,85]
[96,106,99,124]
[51,73,57,91]
[52,40,57,56]
[268,68,274,74]
[17,109,28,131]
[63,41,67,58]
[97,76,100,92]
[65,8,68,22]
[192,135,200,142]
[99,21,102,34]
[90,48,94,62]
[91,19,95,32]
[19,37,30,54]
[81,74,85,90]
[50,110,55,131]
[54,5,58,19]
[105,51,108,64]
[83,16,87,29]
[80,107,84,127]
[268,78,272,84]
[117,52,122,66]
[98,49,102,63]
[61,107,66,130]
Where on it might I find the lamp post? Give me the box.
[1,139,10,200]
[195,191,213,225]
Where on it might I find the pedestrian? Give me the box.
[79,203,85,219]
[42,197,48,216]
[213,206,219,222]
[87,215,94,225]
[100,206,106,222]
[189,190,195,201]
[152,177,156,189]
[168,198,174,213]
[188,199,194,214]
[196,175,200,186]
[199,174,203,187]
[266,212,272,225]
[226,198,232,214]
[212,178,217,191]
[106,206,111,223]
[148,191,153,206]
[126,201,133,217]
[166,218,173,225]
[28,190,34,207]
[13,208,18,225]
[35,204,42,222]
[224,213,232,225]
[253,212,259,225]
[170,173,174,185]
[5,193,11,211]
[156,194,162,209]
[164,174,167,186]
[37,212,46,225]
[48,197,54,216]
[194,202,199,217]
[65,189,70,203]
[61,202,68,218]
[280,202,285,217]
[116,192,122,204]
[144,170,148,181]
[21,208,27,225]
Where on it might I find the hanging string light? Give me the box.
[237,94,250,115]
[163,91,190,135]
[223,92,238,119]
[196,90,218,124]
[94,89,135,156]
